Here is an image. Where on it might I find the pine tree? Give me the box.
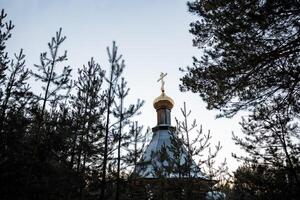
[70,57,106,198]
[149,102,226,199]
[181,0,300,118]
[123,122,150,200]
[112,77,144,200]
[232,99,300,198]
[101,41,124,200]
[229,163,295,200]
[174,102,226,199]
[126,121,150,175]
[0,10,35,199]
[0,49,32,151]
[0,9,14,87]
[0,9,150,199]
[32,28,72,124]
[181,1,300,197]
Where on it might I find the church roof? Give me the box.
[135,127,206,179]
[135,73,206,179]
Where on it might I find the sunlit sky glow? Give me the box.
[2,0,245,171]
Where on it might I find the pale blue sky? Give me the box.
[2,0,244,170]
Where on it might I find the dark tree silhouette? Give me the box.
[70,57,106,199]
[0,49,31,148]
[112,77,144,200]
[32,28,72,120]
[232,100,300,195]
[229,164,297,200]
[180,1,300,198]
[0,8,150,200]
[0,9,14,86]
[0,10,79,200]
[100,41,124,200]
[181,0,300,118]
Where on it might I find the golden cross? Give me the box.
[157,72,167,93]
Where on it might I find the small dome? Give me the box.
[153,92,174,110]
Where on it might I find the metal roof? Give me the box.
[135,127,206,179]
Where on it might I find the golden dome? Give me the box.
[153,92,174,110]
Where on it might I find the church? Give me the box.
[131,73,215,199]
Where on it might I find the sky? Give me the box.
[2,0,245,171]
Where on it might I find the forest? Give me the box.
[1,0,300,200]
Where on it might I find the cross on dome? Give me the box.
[157,72,167,93]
